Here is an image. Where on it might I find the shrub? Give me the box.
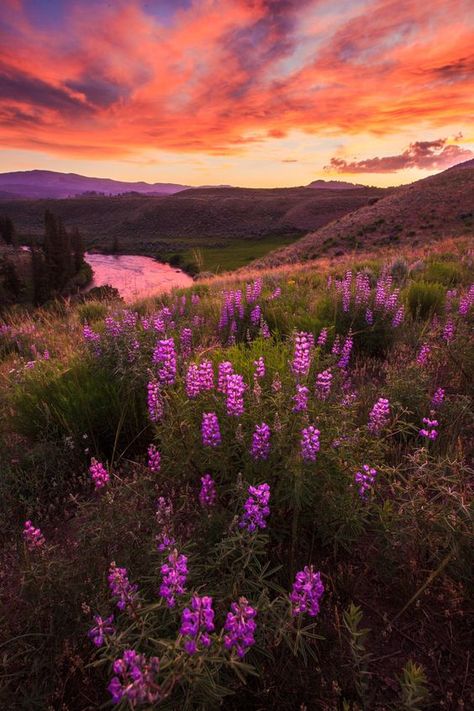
[405,281,445,319]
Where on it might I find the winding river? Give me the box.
[84,253,193,302]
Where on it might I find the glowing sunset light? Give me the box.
[0,0,472,186]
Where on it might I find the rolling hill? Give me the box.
[256,161,474,267]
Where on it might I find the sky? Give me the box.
[0,0,473,187]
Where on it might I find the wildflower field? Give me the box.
[0,241,473,709]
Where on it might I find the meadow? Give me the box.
[0,239,473,710]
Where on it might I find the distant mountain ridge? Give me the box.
[0,170,190,199]
[307,179,365,190]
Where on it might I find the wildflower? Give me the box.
[354,465,377,499]
[291,331,314,377]
[316,327,328,347]
[443,320,455,343]
[226,373,246,416]
[253,356,265,380]
[108,562,138,611]
[198,359,214,391]
[250,305,261,326]
[180,595,215,654]
[89,458,109,490]
[392,306,405,328]
[271,373,282,392]
[108,650,161,706]
[152,338,177,385]
[270,286,281,299]
[159,549,188,607]
[250,422,271,461]
[417,343,431,366]
[199,474,217,508]
[368,397,390,435]
[185,363,201,398]
[105,316,123,338]
[432,387,445,407]
[180,327,193,358]
[224,597,257,658]
[338,333,353,369]
[239,483,271,532]
[147,379,163,422]
[300,426,320,461]
[23,520,45,550]
[365,308,374,325]
[202,412,221,447]
[289,566,324,617]
[88,614,115,647]
[147,445,161,473]
[419,417,438,440]
[217,361,234,393]
[331,335,341,355]
[315,369,332,401]
[260,320,271,339]
[292,384,309,412]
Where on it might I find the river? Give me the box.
[84,253,193,302]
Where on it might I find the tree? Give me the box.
[31,246,50,305]
[72,227,85,272]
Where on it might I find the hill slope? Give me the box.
[257,163,474,267]
[0,170,189,199]
[0,185,385,254]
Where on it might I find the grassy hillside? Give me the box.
[0,185,385,258]
[256,164,474,267]
[0,237,472,709]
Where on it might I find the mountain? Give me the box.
[256,161,474,267]
[307,179,365,190]
[0,185,386,255]
[0,170,189,199]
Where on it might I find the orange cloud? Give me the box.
[0,0,472,161]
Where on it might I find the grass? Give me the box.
[0,237,472,709]
[180,235,301,273]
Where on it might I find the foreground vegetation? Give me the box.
[0,239,473,709]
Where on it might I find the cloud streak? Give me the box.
[327,139,474,173]
[0,0,472,174]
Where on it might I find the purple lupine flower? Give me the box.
[152,338,177,385]
[217,361,234,393]
[198,359,214,391]
[226,373,246,416]
[83,323,101,353]
[127,338,140,362]
[289,566,324,617]
[250,423,271,461]
[108,650,161,706]
[354,465,377,499]
[300,426,320,461]
[88,614,115,647]
[250,305,261,326]
[155,495,176,553]
[23,520,45,550]
[419,417,438,440]
[239,483,270,532]
[331,335,341,355]
[253,356,265,380]
[291,331,314,377]
[338,333,353,369]
[368,397,390,434]
[199,474,217,508]
[317,327,328,347]
[108,563,138,611]
[147,379,163,422]
[147,444,161,473]
[392,305,404,327]
[270,286,281,299]
[223,597,257,658]
[185,363,201,398]
[432,387,445,407]
[159,549,188,607]
[271,373,282,392]
[43,349,50,360]
[260,320,271,339]
[355,272,371,305]
[315,369,332,401]
[365,308,374,325]
[459,285,473,315]
[105,316,123,338]
[202,412,221,447]
[443,320,455,343]
[89,458,109,490]
[292,384,309,412]
[191,293,200,306]
[417,343,431,365]
[180,595,215,655]
[180,327,193,358]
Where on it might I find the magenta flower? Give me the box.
[23,520,45,550]
[292,384,309,412]
[147,444,161,473]
[202,412,221,447]
[108,650,160,706]
[89,458,109,490]
[417,344,431,365]
[443,320,455,343]
[185,363,201,398]
[289,566,324,617]
[316,327,328,347]
[226,373,246,416]
[315,369,332,401]
[147,379,163,422]
[300,426,320,461]
[432,387,445,407]
[224,597,257,658]
[108,563,138,612]
[367,397,390,435]
[253,356,265,380]
[199,473,217,508]
[88,614,115,647]
[217,360,234,393]
[338,333,353,369]
[152,337,177,385]
[160,549,188,608]
[291,331,314,377]
[198,359,214,391]
[419,417,438,440]
[239,483,270,532]
[180,327,193,358]
[354,465,377,499]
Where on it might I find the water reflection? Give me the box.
[84,253,193,302]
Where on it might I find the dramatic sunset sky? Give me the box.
[0,0,473,187]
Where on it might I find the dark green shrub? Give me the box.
[405,281,445,319]
[423,261,463,286]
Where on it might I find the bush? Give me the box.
[422,260,463,286]
[405,281,445,319]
